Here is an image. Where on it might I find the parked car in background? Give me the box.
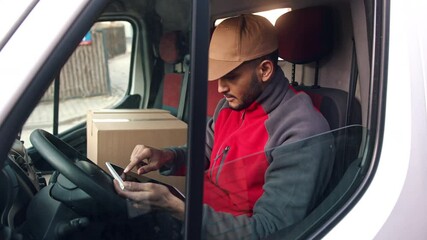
[1,0,426,239]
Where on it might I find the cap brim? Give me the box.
[208,58,243,81]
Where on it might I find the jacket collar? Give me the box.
[246,67,290,114]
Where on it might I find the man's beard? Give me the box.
[230,71,264,111]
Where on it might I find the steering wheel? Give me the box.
[30,129,126,217]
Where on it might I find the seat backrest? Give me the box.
[161,73,183,116]
[275,6,361,130]
[207,81,223,118]
[1,139,40,229]
[158,31,186,117]
[295,87,362,130]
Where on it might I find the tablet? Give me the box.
[106,162,185,201]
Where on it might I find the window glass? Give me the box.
[21,20,133,147]
[202,125,364,238]
[204,6,367,238]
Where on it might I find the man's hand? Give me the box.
[124,145,175,175]
[114,180,185,220]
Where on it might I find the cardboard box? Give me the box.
[87,109,177,167]
[87,109,173,138]
[87,109,187,193]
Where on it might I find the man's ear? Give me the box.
[259,60,274,82]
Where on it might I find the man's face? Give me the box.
[217,61,265,110]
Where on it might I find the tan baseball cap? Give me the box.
[208,14,278,81]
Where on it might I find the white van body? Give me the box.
[0,0,426,239]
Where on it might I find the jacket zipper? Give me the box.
[215,146,230,184]
[210,145,229,180]
[210,110,245,183]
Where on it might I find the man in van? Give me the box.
[114,14,334,239]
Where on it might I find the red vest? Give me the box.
[203,101,269,216]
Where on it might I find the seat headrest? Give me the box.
[275,6,333,64]
[159,31,183,64]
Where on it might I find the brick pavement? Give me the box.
[20,46,130,146]
[24,94,121,129]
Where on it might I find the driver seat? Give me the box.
[1,139,40,229]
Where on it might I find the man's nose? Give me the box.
[217,79,229,94]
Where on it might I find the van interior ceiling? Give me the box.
[103,0,370,127]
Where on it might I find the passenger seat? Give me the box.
[158,31,188,118]
[275,6,363,197]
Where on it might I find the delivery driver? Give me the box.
[114,14,333,239]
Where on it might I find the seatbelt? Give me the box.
[291,63,297,86]
[345,38,358,126]
[313,60,320,88]
[177,54,190,120]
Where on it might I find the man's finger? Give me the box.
[113,180,126,195]
[124,158,145,173]
[137,163,158,174]
[120,182,155,202]
[125,147,151,173]
[123,181,154,191]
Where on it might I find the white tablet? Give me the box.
[105,162,185,200]
[106,161,126,190]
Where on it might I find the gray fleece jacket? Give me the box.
[163,68,334,239]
